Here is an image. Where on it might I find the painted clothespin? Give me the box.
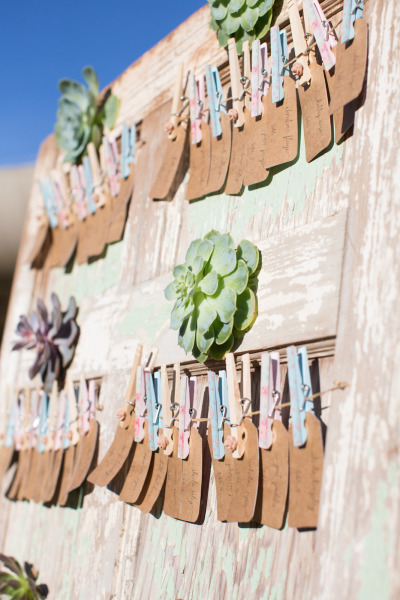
[287,345,313,446]
[14,392,25,451]
[53,388,66,452]
[102,135,120,197]
[251,40,269,117]
[226,353,246,458]
[134,366,146,442]
[27,388,40,449]
[66,376,80,445]
[88,379,97,422]
[208,371,225,460]
[50,175,68,229]
[4,391,16,449]
[228,38,245,127]
[78,376,90,435]
[165,62,189,140]
[70,164,87,221]
[303,0,336,71]
[37,390,49,453]
[118,343,143,429]
[87,142,107,208]
[120,124,136,179]
[188,73,205,144]
[342,0,363,43]
[39,178,58,228]
[177,375,198,459]
[45,381,59,452]
[205,65,226,138]
[82,156,97,215]
[270,26,289,104]
[259,352,281,450]
[144,370,161,451]
[62,389,72,450]
[159,364,175,455]
[287,0,312,86]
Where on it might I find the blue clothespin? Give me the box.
[5,396,16,448]
[154,370,164,429]
[298,347,314,414]
[287,345,308,446]
[62,390,71,450]
[144,370,160,451]
[83,156,97,215]
[121,124,136,179]
[218,369,230,426]
[342,0,363,43]
[208,371,224,459]
[37,391,48,453]
[205,65,226,138]
[271,26,288,104]
[39,177,58,228]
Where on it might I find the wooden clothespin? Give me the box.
[102,135,120,197]
[251,40,269,117]
[45,381,59,453]
[228,38,245,127]
[117,343,143,429]
[4,388,16,450]
[259,352,281,449]
[270,25,289,103]
[208,370,225,460]
[78,376,90,435]
[188,73,206,144]
[342,0,363,43]
[53,388,66,452]
[160,365,174,455]
[135,346,158,443]
[70,165,87,221]
[287,345,313,446]
[65,376,80,446]
[226,353,247,458]
[82,156,97,215]
[87,142,107,208]
[36,390,49,453]
[39,178,58,228]
[165,62,188,140]
[120,124,136,179]
[205,65,226,138]
[303,0,336,71]
[177,375,198,459]
[287,0,312,86]
[144,369,162,452]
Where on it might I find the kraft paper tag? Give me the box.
[205,113,232,195]
[58,222,78,267]
[324,49,355,143]
[224,125,245,195]
[84,212,106,260]
[134,442,168,514]
[57,445,76,506]
[46,227,64,268]
[119,420,152,504]
[254,420,289,529]
[105,166,135,245]
[185,122,211,201]
[329,19,368,115]
[243,110,269,187]
[6,451,24,499]
[28,224,50,265]
[17,448,34,501]
[298,63,332,163]
[22,449,40,501]
[263,78,298,169]
[0,446,14,483]
[150,126,187,200]
[76,219,91,265]
[42,448,64,503]
[208,423,234,522]
[225,420,259,523]
[88,411,136,487]
[163,427,181,519]
[288,412,324,529]
[69,420,100,492]
[179,428,203,523]
[32,452,48,503]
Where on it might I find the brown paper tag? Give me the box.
[163,427,181,519]
[119,421,152,504]
[325,49,355,143]
[45,227,63,268]
[288,412,324,529]
[298,63,332,163]
[21,448,40,501]
[76,219,91,265]
[42,449,64,503]
[329,19,368,115]
[185,122,211,201]
[179,428,203,523]
[208,424,234,522]
[59,223,78,266]
[56,445,76,506]
[16,449,34,501]
[263,78,299,169]
[134,443,168,514]
[226,419,259,523]
[69,420,100,492]
[254,420,289,529]
[88,415,136,487]
[0,446,14,483]
[28,224,51,266]
[32,452,48,503]
[224,125,245,195]
[243,110,269,187]
[150,126,187,200]
[105,168,135,245]
[205,113,232,195]
[6,451,24,499]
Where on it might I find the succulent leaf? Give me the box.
[241,6,259,30]
[185,239,201,267]
[82,66,99,98]
[196,326,215,354]
[209,335,235,360]
[198,270,219,295]
[234,287,257,330]
[196,295,217,335]
[220,12,242,34]
[211,2,228,20]
[179,317,196,353]
[236,239,259,275]
[210,238,236,276]
[213,318,234,344]
[223,259,249,294]
[164,281,179,300]
[58,80,89,110]
[228,0,246,12]
[207,283,236,323]
[103,95,120,129]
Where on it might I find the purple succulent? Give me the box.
[12,293,79,391]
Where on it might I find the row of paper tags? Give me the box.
[87,344,325,529]
[0,376,99,506]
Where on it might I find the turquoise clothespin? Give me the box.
[154,370,164,429]
[218,369,230,426]
[83,156,96,215]
[144,370,159,451]
[37,391,48,453]
[5,397,16,448]
[121,124,136,179]
[208,371,224,460]
[62,391,71,450]
[298,347,314,414]
[205,65,225,138]
[271,26,288,104]
[287,345,308,446]
[342,0,363,43]
[39,177,58,228]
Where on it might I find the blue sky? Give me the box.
[0,1,205,166]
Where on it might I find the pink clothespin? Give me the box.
[102,136,120,197]
[303,0,336,71]
[189,74,205,144]
[134,366,146,442]
[79,377,90,435]
[259,352,281,450]
[178,375,198,459]
[70,165,87,221]
[51,177,69,229]
[88,379,96,423]
[28,389,40,449]
[14,393,24,451]
[251,40,269,117]
[53,390,66,451]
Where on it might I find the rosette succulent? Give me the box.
[208,0,280,52]
[12,294,79,392]
[165,230,259,362]
[0,554,48,599]
[55,66,120,164]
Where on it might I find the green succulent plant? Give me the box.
[165,230,259,362]
[54,66,120,164]
[208,0,280,53]
[0,554,48,599]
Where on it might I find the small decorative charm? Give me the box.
[12,294,79,392]
[116,407,127,421]
[224,435,238,451]
[157,435,169,450]
[228,108,239,122]
[291,61,304,79]
[164,230,260,362]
